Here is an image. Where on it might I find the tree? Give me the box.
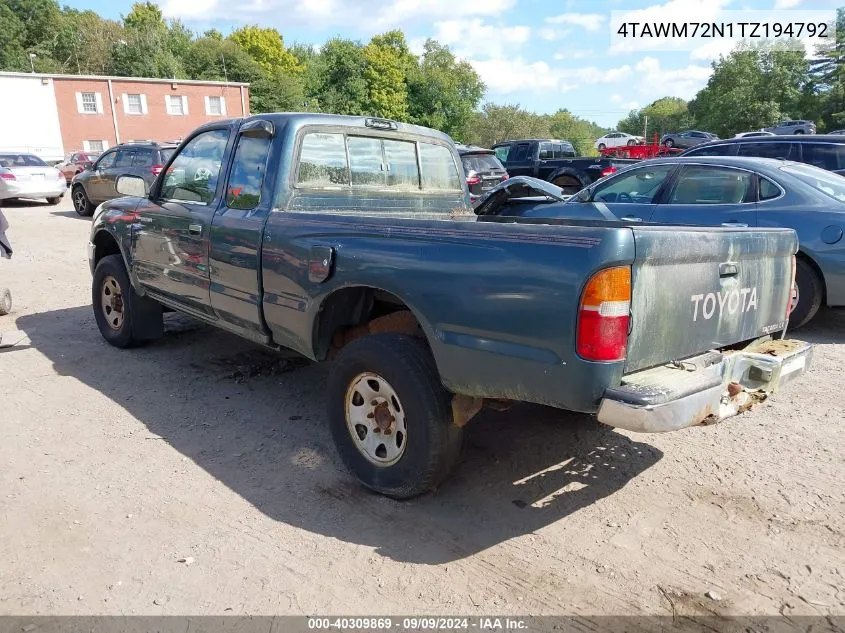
[464,103,549,147]
[807,8,845,129]
[617,97,692,139]
[108,2,185,78]
[309,38,369,115]
[229,25,302,75]
[52,9,124,74]
[0,1,27,70]
[548,109,606,156]
[407,39,485,141]
[362,36,409,120]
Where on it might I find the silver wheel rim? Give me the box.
[100,275,124,330]
[345,372,407,467]
[73,190,86,212]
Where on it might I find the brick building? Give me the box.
[0,72,250,161]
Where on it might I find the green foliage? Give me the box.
[229,25,302,75]
[362,38,409,120]
[309,38,369,116]
[107,2,187,78]
[465,103,550,147]
[548,109,606,156]
[618,97,693,139]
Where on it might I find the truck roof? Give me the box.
[191,112,456,145]
[492,139,571,146]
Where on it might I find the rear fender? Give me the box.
[547,168,586,187]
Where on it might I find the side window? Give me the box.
[419,142,461,191]
[493,145,510,162]
[802,143,844,171]
[347,136,385,187]
[297,132,349,187]
[509,143,530,162]
[684,144,736,157]
[96,151,117,169]
[159,129,229,204]
[383,139,419,189]
[114,150,134,168]
[668,166,753,204]
[131,149,153,167]
[226,134,272,210]
[759,177,782,201]
[562,142,576,157]
[593,165,674,203]
[538,142,553,160]
[737,142,797,160]
[71,153,82,163]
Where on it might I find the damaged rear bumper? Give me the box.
[597,338,812,433]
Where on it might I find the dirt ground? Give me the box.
[1,197,843,618]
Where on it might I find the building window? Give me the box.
[206,95,224,116]
[83,140,107,152]
[166,95,188,116]
[124,93,147,115]
[76,91,103,114]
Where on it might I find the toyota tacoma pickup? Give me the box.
[88,113,812,498]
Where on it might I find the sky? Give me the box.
[62,0,842,128]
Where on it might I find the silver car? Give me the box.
[0,153,68,204]
[764,120,816,135]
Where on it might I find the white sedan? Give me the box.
[0,153,67,204]
[595,132,644,150]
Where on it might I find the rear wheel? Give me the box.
[794,130,805,135]
[664,138,675,148]
[789,258,823,329]
[627,139,637,146]
[72,185,94,217]
[552,175,583,196]
[0,288,11,316]
[597,143,606,150]
[327,334,464,499]
[92,254,162,348]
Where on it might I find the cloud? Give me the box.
[545,12,606,31]
[162,0,518,29]
[470,57,632,95]
[774,0,801,7]
[632,56,712,100]
[429,19,531,59]
[553,49,595,60]
[539,27,572,41]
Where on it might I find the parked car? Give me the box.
[659,130,719,149]
[56,150,101,184]
[87,113,810,498]
[71,140,177,216]
[680,134,845,176]
[492,138,637,195]
[456,144,508,206]
[594,131,644,150]
[764,120,816,135]
[734,131,776,138]
[827,129,845,135]
[496,155,845,327]
[0,152,67,205]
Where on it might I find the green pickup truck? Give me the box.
[87,113,812,498]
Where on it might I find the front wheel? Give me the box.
[92,254,163,348]
[664,139,674,148]
[72,186,94,217]
[788,258,823,329]
[794,130,805,135]
[0,288,11,316]
[327,334,464,499]
[627,139,637,146]
[597,143,606,150]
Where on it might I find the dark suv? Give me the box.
[680,135,845,176]
[71,141,177,216]
[456,144,508,206]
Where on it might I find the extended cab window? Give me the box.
[737,142,798,161]
[493,145,510,162]
[226,134,272,210]
[419,142,461,191]
[684,144,735,157]
[159,129,229,205]
[508,144,530,162]
[803,143,845,171]
[668,166,753,204]
[538,142,553,160]
[297,133,349,186]
[593,165,673,203]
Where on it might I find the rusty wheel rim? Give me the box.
[345,372,407,467]
[100,275,125,330]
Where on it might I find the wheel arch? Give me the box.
[796,249,828,305]
[547,167,586,187]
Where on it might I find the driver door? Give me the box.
[587,164,677,221]
[132,127,232,316]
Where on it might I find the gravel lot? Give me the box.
[1,197,843,617]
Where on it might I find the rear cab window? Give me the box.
[802,143,845,171]
[737,142,799,161]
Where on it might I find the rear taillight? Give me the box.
[151,164,164,176]
[577,266,632,362]
[501,173,509,181]
[466,171,481,186]
[0,170,15,181]
[600,166,618,177]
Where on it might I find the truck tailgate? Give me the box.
[626,227,795,373]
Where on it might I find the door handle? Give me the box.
[621,215,643,222]
[188,224,202,236]
[721,222,748,228]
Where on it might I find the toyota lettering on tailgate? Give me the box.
[691,288,758,322]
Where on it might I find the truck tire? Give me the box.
[92,254,163,348]
[0,288,11,315]
[789,258,823,329]
[552,175,583,196]
[72,185,94,217]
[327,334,463,499]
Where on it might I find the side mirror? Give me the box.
[116,174,149,197]
[575,188,591,203]
[240,119,275,139]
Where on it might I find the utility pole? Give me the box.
[28,53,36,73]
[221,54,228,82]
[643,115,648,141]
